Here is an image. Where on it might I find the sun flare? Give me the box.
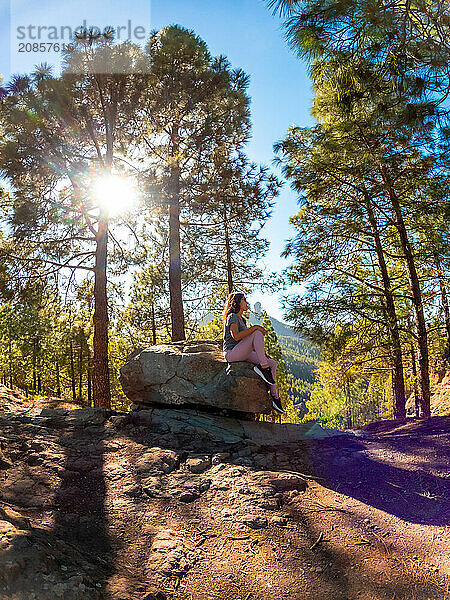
[92,174,137,217]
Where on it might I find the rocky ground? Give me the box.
[0,384,449,600]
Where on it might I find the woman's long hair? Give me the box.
[222,291,246,332]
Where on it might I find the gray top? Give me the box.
[223,312,248,352]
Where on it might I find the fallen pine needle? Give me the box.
[195,537,207,547]
[303,506,351,515]
[355,538,372,546]
[371,531,391,555]
[309,532,324,550]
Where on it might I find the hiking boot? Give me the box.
[271,395,285,414]
[253,364,275,385]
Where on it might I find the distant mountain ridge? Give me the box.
[269,315,303,340]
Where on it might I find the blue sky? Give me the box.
[1,0,313,322]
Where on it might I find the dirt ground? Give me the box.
[0,387,448,600]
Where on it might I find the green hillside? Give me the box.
[268,316,320,413]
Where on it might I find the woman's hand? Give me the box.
[252,325,266,335]
[231,323,267,342]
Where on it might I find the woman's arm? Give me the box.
[230,323,266,341]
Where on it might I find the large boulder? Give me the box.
[119,340,272,414]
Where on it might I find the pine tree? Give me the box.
[270,0,450,111]
[0,41,147,408]
[275,55,447,418]
[269,0,450,419]
[118,263,171,347]
[139,26,251,340]
[190,152,280,294]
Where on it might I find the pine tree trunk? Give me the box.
[87,354,92,408]
[5,321,11,388]
[78,342,83,403]
[37,351,42,394]
[168,131,185,341]
[8,336,12,389]
[435,254,450,372]
[151,304,157,345]
[92,210,111,408]
[32,338,37,393]
[56,360,61,397]
[410,342,420,417]
[345,379,352,428]
[69,336,76,402]
[364,193,406,419]
[223,202,234,294]
[379,165,431,418]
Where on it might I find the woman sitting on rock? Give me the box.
[222,291,284,414]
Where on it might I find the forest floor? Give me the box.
[0,385,449,600]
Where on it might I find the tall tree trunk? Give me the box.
[434,254,450,372]
[91,94,115,409]
[32,338,37,393]
[87,353,92,408]
[37,351,42,394]
[410,342,420,417]
[223,202,233,293]
[78,341,83,403]
[378,165,431,418]
[345,378,352,428]
[151,304,157,345]
[8,336,12,389]
[69,335,76,402]
[92,210,111,408]
[168,130,185,341]
[56,359,61,397]
[364,192,406,419]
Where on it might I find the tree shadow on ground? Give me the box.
[0,408,115,600]
[51,416,116,596]
[301,418,450,526]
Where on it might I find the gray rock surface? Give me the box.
[113,407,345,453]
[119,340,272,414]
